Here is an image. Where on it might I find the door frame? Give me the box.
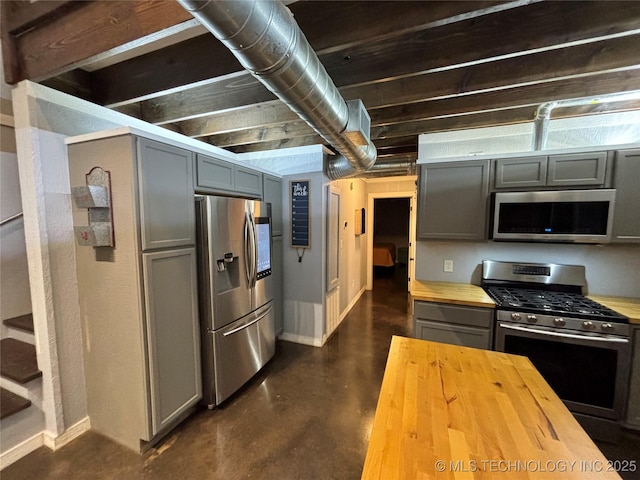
[366,191,416,291]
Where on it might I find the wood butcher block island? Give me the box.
[361,336,621,480]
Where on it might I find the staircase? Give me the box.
[0,313,45,469]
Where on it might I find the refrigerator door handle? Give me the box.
[222,306,273,337]
[250,212,258,287]
[243,212,253,288]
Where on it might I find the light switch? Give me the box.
[444,259,454,272]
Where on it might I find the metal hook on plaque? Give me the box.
[71,167,115,247]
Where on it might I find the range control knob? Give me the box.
[511,313,521,321]
[582,321,595,330]
[527,315,538,323]
[601,323,614,333]
[553,318,566,326]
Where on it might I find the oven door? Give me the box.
[495,322,630,420]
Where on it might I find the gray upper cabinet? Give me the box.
[611,149,640,243]
[234,165,263,198]
[196,154,234,192]
[196,153,263,198]
[418,160,490,240]
[494,151,608,190]
[494,156,547,189]
[142,248,201,436]
[137,138,195,251]
[263,174,283,236]
[547,151,608,187]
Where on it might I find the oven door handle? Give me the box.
[498,323,629,343]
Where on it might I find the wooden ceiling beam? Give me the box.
[89,0,512,106]
[211,70,640,151]
[173,35,640,145]
[3,1,193,83]
[225,135,325,154]
[95,0,639,107]
[143,31,640,125]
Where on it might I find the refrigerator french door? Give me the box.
[195,195,275,407]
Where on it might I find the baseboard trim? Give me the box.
[278,332,323,347]
[43,417,91,450]
[0,432,43,470]
[339,286,366,322]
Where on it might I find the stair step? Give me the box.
[0,338,42,384]
[3,313,34,333]
[0,387,31,419]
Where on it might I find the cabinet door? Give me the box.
[272,236,283,335]
[417,160,490,240]
[235,165,263,198]
[494,156,547,189]
[626,327,640,428]
[547,151,607,187]
[414,301,493,328]
[142,248,201,436]
[137,138,195,251]
[612,149,640,243]
[196,154,234,192]
[414,319,491,350]
[263,174,283,236]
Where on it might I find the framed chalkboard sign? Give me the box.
[290,180,311,248]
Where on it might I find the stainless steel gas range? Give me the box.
[482,260,631,442]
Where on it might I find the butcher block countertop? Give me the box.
[410,280,495,308]
[588,294,640,325]
[361,336,621,480]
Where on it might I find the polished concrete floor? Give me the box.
[3,273,412,480]
[5,268,640,479]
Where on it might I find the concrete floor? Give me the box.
[4,268,639,479]
[3,275,412,480]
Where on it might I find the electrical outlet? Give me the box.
[443,259,454,273]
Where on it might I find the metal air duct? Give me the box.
[178,0,377,179]
[532,90,640,150]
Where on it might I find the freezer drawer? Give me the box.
[213,302,275,405]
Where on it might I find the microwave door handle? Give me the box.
[243,212,253,288]
[499,323,629,344]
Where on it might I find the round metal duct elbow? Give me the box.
[178,0,377,179]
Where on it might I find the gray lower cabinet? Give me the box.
[69,133,201,452]
[611,149,640,243]
[626,327,640,429]
[413,301,494,350]
[196,153,263,198]
[263,174,283,236]
[142,248,201,436]
[418,160,490,240]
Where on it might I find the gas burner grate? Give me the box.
[484,286,628,323]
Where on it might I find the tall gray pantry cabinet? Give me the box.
[69,134,201,452]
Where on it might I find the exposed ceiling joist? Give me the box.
[3,0,639,172]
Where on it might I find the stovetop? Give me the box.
[484,286,628,323]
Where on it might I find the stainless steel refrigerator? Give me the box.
[195,195,275,407]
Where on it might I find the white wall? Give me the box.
[415,240,640,297]
[332,178,367,314]
[281,171,327,345]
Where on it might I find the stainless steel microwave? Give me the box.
[492,189,616,243]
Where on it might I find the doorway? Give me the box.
[366,192,416,292]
